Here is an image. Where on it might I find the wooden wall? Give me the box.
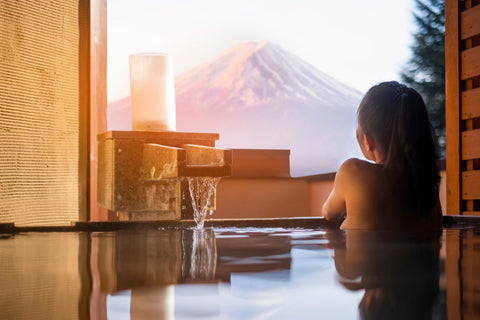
[215,178,310,218]
[0,0,86,225]
[446,0,480,215]
[0,0,106,225]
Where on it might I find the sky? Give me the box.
[107,0,416,103]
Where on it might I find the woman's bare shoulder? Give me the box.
[335,158,384,196]
[338,158,379,176]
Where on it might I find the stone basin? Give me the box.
[97,131,232,221]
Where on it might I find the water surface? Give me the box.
[1,227,478,319]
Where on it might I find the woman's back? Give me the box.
[336,158,442,231]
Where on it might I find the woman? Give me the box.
[322,81,442,231]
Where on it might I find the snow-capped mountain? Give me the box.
[108,41,364,176]
[175,41,360,111]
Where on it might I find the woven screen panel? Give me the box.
[0,0,82,225]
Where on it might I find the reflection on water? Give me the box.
[182,229,217,281]
[0,232,90,320]
[1,228,480,319]
[327,231,442,319]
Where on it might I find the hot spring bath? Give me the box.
[1,219,479,319]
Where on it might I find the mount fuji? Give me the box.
[108,41,364,176]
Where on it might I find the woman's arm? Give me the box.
[322,191,346,220]
[322,160,352,221]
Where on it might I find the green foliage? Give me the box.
[401,0,445,155]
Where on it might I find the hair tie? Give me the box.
[395,84,408,101]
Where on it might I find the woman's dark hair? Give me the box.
[357,81,440,218]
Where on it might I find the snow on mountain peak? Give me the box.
[175,41,362,111]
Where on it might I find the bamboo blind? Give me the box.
[0,1,87,225]
[446,0,480,215]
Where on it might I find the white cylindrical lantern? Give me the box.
[129,53,176,131]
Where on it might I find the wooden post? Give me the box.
[446,0,462,215]
[89,0,108,221]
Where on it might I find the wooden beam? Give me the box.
[463,211,480,215]
[79,0,91,222]
[89,0,108,221]
[446,0,462,215]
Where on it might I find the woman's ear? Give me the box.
[362,134,377,161]
[364,134,375,152]
[363,134,386,163]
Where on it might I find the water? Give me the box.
[1,228,479,319]
[183,229,217,281]
[187,177,221,229]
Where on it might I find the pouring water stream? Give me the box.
[187,177,221,229]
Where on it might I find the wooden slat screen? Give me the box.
[0,1,89,225]
[462,87,480,119]
[461,46,480,79]
[461,4,480,39]
[463,170,480,199]
[462,129,480,159]
[446,0,480,215]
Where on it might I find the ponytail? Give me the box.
[358,82,440,218]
